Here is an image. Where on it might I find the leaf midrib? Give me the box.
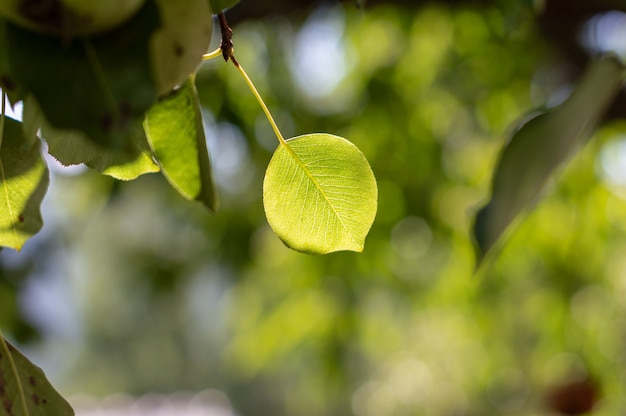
[0,334,30,416]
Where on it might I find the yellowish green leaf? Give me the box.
[263,133,377,254]
[0,117,48,251]
[145,76,218,211]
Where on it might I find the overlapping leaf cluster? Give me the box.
[0,0,236,253]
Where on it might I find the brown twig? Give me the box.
[218,12,239,67]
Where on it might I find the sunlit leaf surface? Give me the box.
[145,77,218,211]
[0,337,74,416]
[0,117,48,251]
[263,133,377,254]
[473,56,625,262]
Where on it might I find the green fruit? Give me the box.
[0,0,146,35]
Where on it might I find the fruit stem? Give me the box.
[202,48,223,61]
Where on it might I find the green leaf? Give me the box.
[263,133,377,254]
[0,117,48,251]
[21,96,44,147]
[0,336,74,416]
[0,20,25,104]
[4,0,160,149]
[44,124,159,181]
[473,56,625,262]
[150,0,213,95]
[210,0,240,13]
[145,76,218,211]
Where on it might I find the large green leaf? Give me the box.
[4,0,160,149]
[150,0,213,95]
[473,56,625,262]
[210,0,240,13]
[144,76,218,211]
[263,133,377,254]
[43,124,159,181]
[0,336,74,416]
[0,20,25,104]
[0,117,48,251]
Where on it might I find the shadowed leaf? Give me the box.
[4,0,160,149]
[44,124,159,181]
[151,0,213,95]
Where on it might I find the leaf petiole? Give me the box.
[202,47,223,61]
[234,62,287,146]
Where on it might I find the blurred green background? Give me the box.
[3,0,626,414]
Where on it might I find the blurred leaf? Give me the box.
[145,76,218,211]
[0,336,74,416]
[4,0,160,149]
[210,0,240,13]
[151,0,213,95]
[263,133,377,254]
[0,0,145,36]
[44,124,159,181]
[0,117,48,251]
[473,56,625,262]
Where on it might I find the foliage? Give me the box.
[0,0,376,255]
[1,0,626,415]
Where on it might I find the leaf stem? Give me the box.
[202,47,223,61]
[0,328,30,415]
[234,62,287,146]
[215,11,286,146]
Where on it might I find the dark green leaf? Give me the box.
[0,0,146,36]
[4,0,160,149]
[145,76,218,211]
[0,117,48,251]
[0,19,25,104]
[0,336,74,416]
[473,56,625,262]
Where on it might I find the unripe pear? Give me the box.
[0,0,146,35]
